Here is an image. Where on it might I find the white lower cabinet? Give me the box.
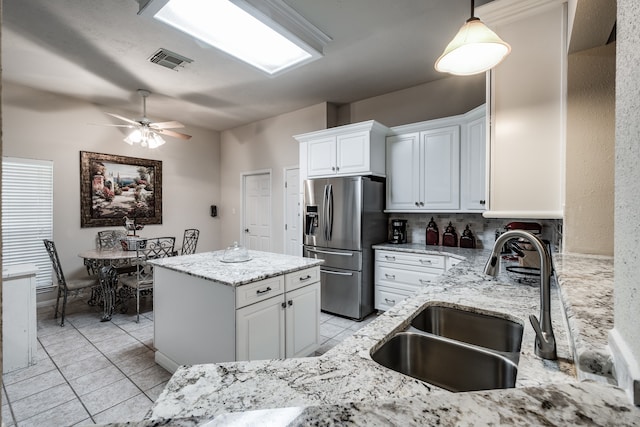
[2,265,38,373]
[236,267,321,361]
[374,250,452,311]
[236,294,286,360]
[153,265,320,373]
[285,282,321,358]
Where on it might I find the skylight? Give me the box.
[145,0,327,75]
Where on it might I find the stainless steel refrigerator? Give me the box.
[303,176,387,320]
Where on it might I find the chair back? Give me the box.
[181,229,200,255]
[97,230,126,250]
[43,239,67,288]
[133,237,176,286]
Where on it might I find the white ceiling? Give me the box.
[3,0,497,132]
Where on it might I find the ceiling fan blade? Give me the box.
[106,112,140,126]
[150,120,185,129]
[91,123,136,128]
[154,128,192,140]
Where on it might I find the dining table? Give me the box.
[78,248,139,321]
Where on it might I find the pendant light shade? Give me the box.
[435,2,511,76]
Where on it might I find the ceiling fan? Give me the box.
[104,89,192,149]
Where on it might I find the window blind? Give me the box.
[2,157,54,289]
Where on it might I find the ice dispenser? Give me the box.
[305,205,318,235]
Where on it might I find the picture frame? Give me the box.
[80,151,162,228]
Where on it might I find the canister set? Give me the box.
[389,217,476,248]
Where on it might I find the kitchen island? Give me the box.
[138,245,638,426]
[149,250,323,373]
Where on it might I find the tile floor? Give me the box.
[1,294,378,426]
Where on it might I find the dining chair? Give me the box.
[96,230,126,250]
[119,236,175,322]
[180,228,200,255]
[98,265,119,322]
[43,239,99,327]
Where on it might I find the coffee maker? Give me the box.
[390,219,408,244]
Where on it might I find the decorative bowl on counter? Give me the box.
[221,241,251,263]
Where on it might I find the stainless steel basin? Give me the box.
[370,332,518,392]
[410,305,524,353]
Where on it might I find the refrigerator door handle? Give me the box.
[320,268,354,276]
[322,184,329,241]
[306,248,354,257]
[327,184,333,241]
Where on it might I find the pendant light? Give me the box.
[435,0,511,76]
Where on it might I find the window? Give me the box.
[2,157,54,289]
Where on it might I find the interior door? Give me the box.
[243,172,271,251]
[284,167,301,256]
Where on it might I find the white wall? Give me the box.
[565,43,615,256]
[218,103,330,253]
[337,74,485,127]
[2,83,221,303]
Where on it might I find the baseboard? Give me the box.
[155,350,180,374]
[609,328,640,405]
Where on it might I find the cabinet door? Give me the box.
[236,295,285,361]
[285,282,321,358]
[461,116,487,210]
[307,136,336,177]
[336,131,369,175]
[386,133,421,210]
[421,126,460,210]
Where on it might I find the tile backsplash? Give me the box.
[386,213,562,251]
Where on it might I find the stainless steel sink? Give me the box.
[371,332,518,392]
[409,305,524,353]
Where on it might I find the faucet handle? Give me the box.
[529,314,557,360]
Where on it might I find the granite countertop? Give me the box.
[148,250,323,287]
[140,244,639,425]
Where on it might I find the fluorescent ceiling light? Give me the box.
[142,0,330,75]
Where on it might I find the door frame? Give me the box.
[283,166,301,256]
[240,169,272,250]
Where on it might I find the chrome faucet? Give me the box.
[484,230,557,360]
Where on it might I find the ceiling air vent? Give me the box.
[148,48,193,71]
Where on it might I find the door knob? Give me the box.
[244,228,249,233]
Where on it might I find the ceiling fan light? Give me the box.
[124,129,143,145]
[435,18,511,76]
[148,134,166,149]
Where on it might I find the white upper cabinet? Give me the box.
[479,0,566,219]
[386,105,485,213]
[421,126,460,210]
[386,132,421,210]
[461,106,487,211]
[295,120,389,178]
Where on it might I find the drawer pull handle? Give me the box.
[385,274,396,280]
[385,256,396,261]
[420,259,433,264]
[385,298,396,304]
[299,275,312,281]
[419,279,430,284]
[256,286,272,295]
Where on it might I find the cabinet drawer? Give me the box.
[285,266,320,292]
[376,264,442,287]
[375,285,414,311]
[236,276,285,309]
[375,250,445,270]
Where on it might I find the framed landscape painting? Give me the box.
[80,151,162,228]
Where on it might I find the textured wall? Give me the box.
[612,0,640,404]
[564,43,615,255]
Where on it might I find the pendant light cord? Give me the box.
[470,0,475,19]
